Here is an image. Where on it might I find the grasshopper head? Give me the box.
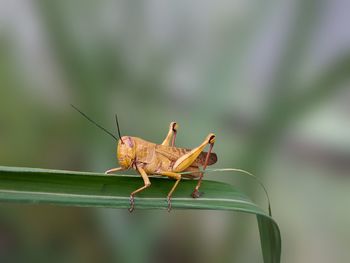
[117,136,136,168]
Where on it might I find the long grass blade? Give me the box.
[0,166,281,263]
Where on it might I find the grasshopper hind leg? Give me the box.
[171,133,216,198]
[192,135,215,198]
[162,122,178,147]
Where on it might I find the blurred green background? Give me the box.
[1,0,350,262]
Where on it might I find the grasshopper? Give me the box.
[72,105,217,212]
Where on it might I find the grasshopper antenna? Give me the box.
[115,113,124,144]
[71,104,119,141]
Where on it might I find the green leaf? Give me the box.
[0,166,281,262]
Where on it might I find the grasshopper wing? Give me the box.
[155,145,217,166]
[193,150,217,166]
[155,145,186,162]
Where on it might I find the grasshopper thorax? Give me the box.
[117,136,136,169]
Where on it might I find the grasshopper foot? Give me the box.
[167,196,172,212]
[191,189,202,198]
[129,195,135,213]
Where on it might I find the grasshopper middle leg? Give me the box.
[129,166,151,212]
[157,171,182,211]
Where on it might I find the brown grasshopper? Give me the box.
[72,105,217,212]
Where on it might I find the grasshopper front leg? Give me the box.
[161,122,178,147]
[129,165,151,212]
[105,167,125,174]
